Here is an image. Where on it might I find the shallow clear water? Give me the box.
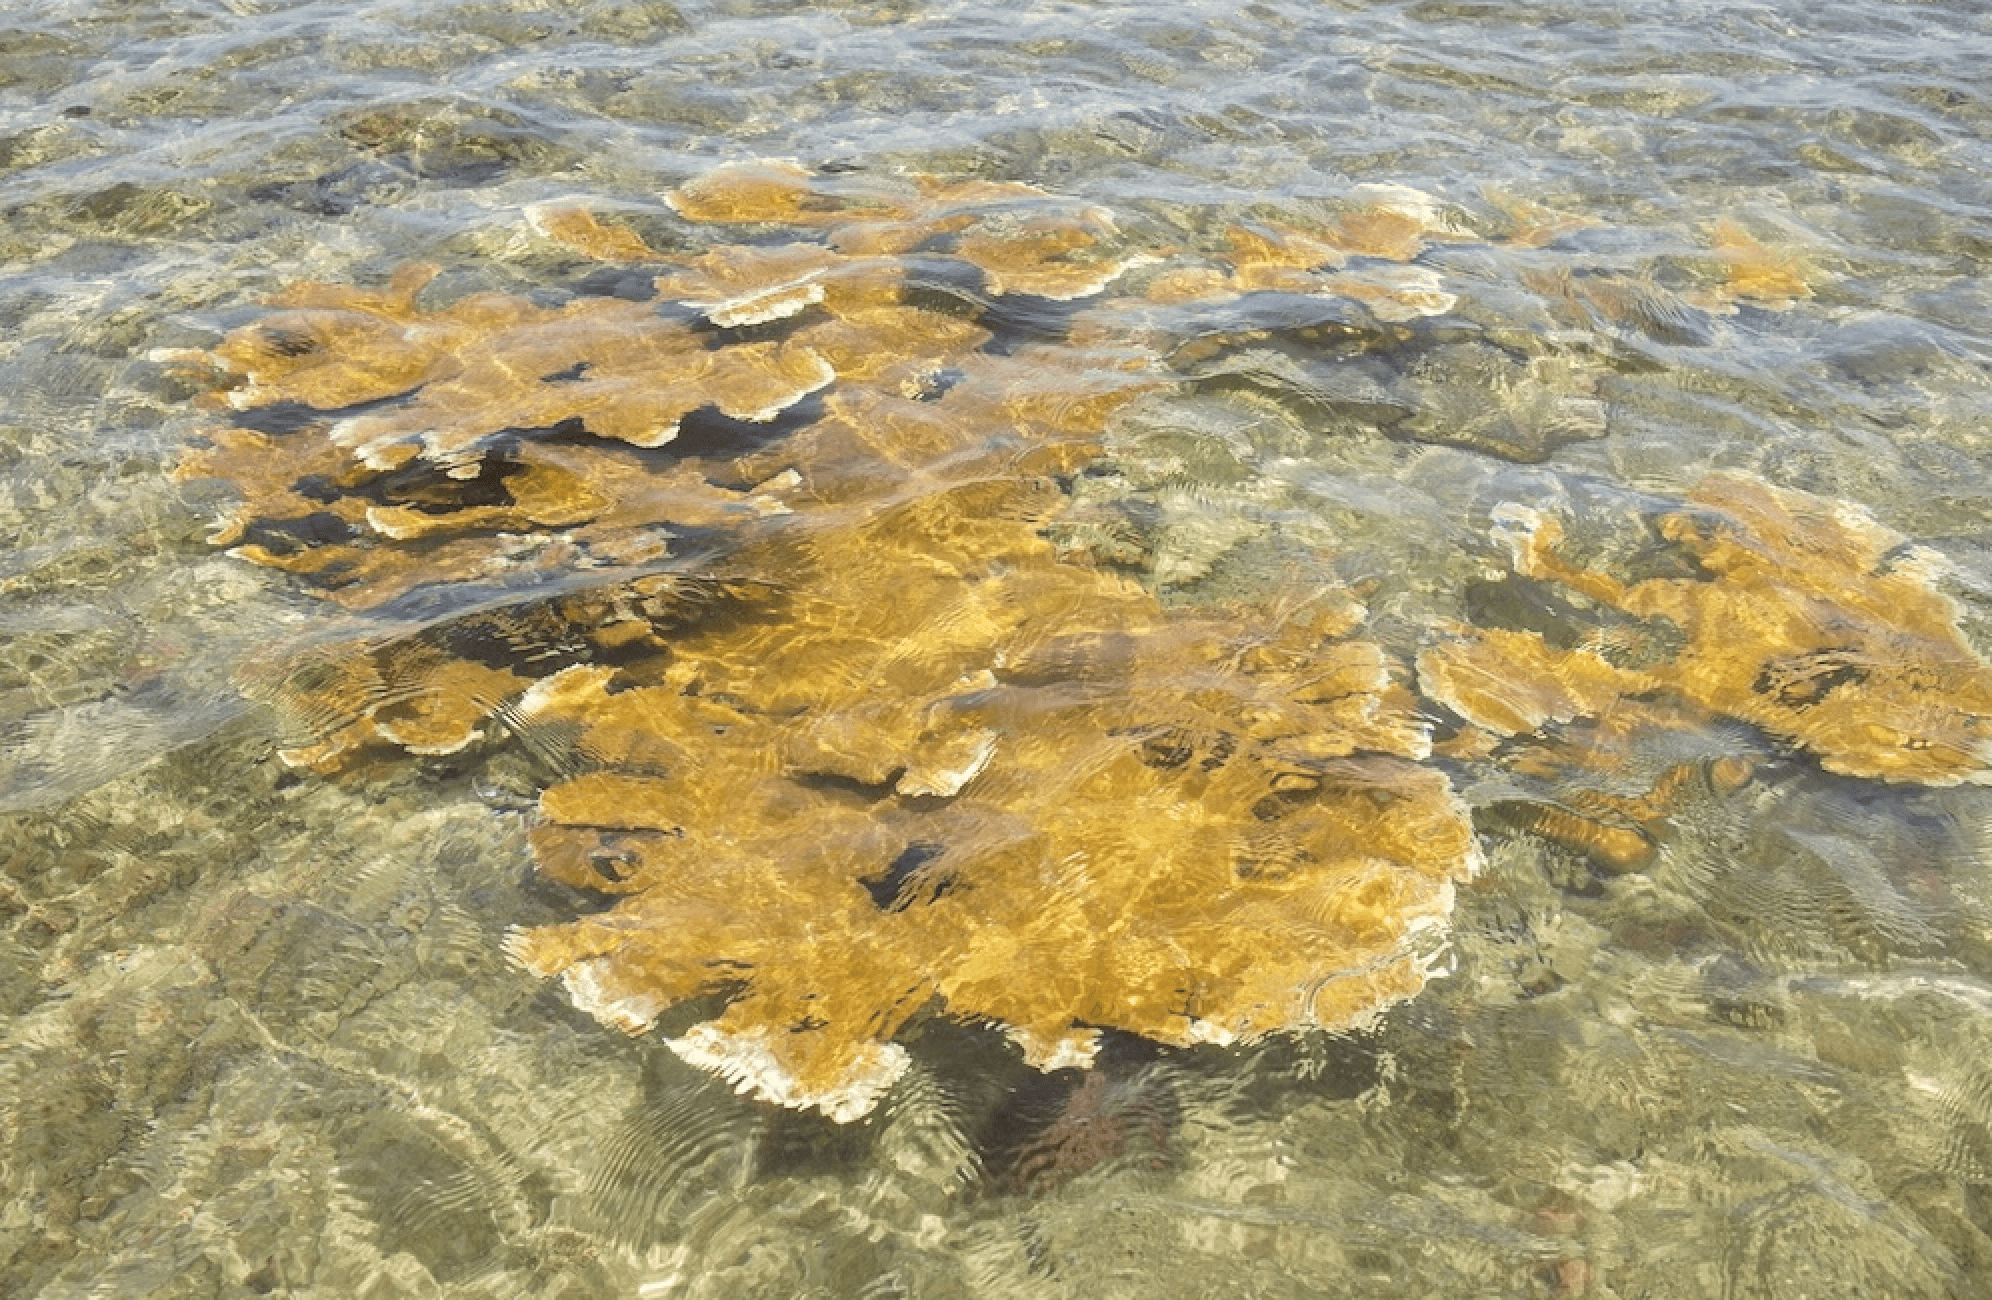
[5,1,1992,1296]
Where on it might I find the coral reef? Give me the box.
[168,162,1987,1119]
[168,163,1500,1120]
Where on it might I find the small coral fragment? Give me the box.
[1329,265,1458,322]
[954,212,1143,300]
[1419,624,1655,737]
[668,1024,912,1124]
[203,263,451,412]
[790,305,991,388]
[1709,218,1814,308]
[1325,184,1455,262]
[320,302,834,465]
[1484,754,1755,875]
[250,633,530,772]
[652,241,856,326]
[1480,189,1601,249]
[664,159,847,225]
[528,204,666,263]
[1225,220,1349,288]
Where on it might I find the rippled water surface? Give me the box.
[6,1,1992,1296]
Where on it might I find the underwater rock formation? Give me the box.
[168,162,1981,1118]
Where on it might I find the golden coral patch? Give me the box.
[501,530,1472,1116]
[173,164,1503,1120]
[1324,184,1457,262]
[186,283,837,473]
[664,159,854,226]
[1419,624,1656,738]
[1426,478,1992,787]
[1225,220,1350,284]
[527,204,668,264]
[174,162,1987,1121]
[199,263,456,413]
[954,212,1146,300]
[1480,188,1602,250]
[325,302,833,468]
[652,241,863,326]
[217,440,1472,1119]
[1709,217,1815,308]
[788,305,991,389]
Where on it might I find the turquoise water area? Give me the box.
[4,1,1992,1295]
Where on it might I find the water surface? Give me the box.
[5,1,1992,1296]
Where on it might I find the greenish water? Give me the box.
[5,1,1992,1296]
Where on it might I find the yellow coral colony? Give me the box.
[174,163,1485,1120]
[172,162,1986,1119]
[1421,475,1992,788]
